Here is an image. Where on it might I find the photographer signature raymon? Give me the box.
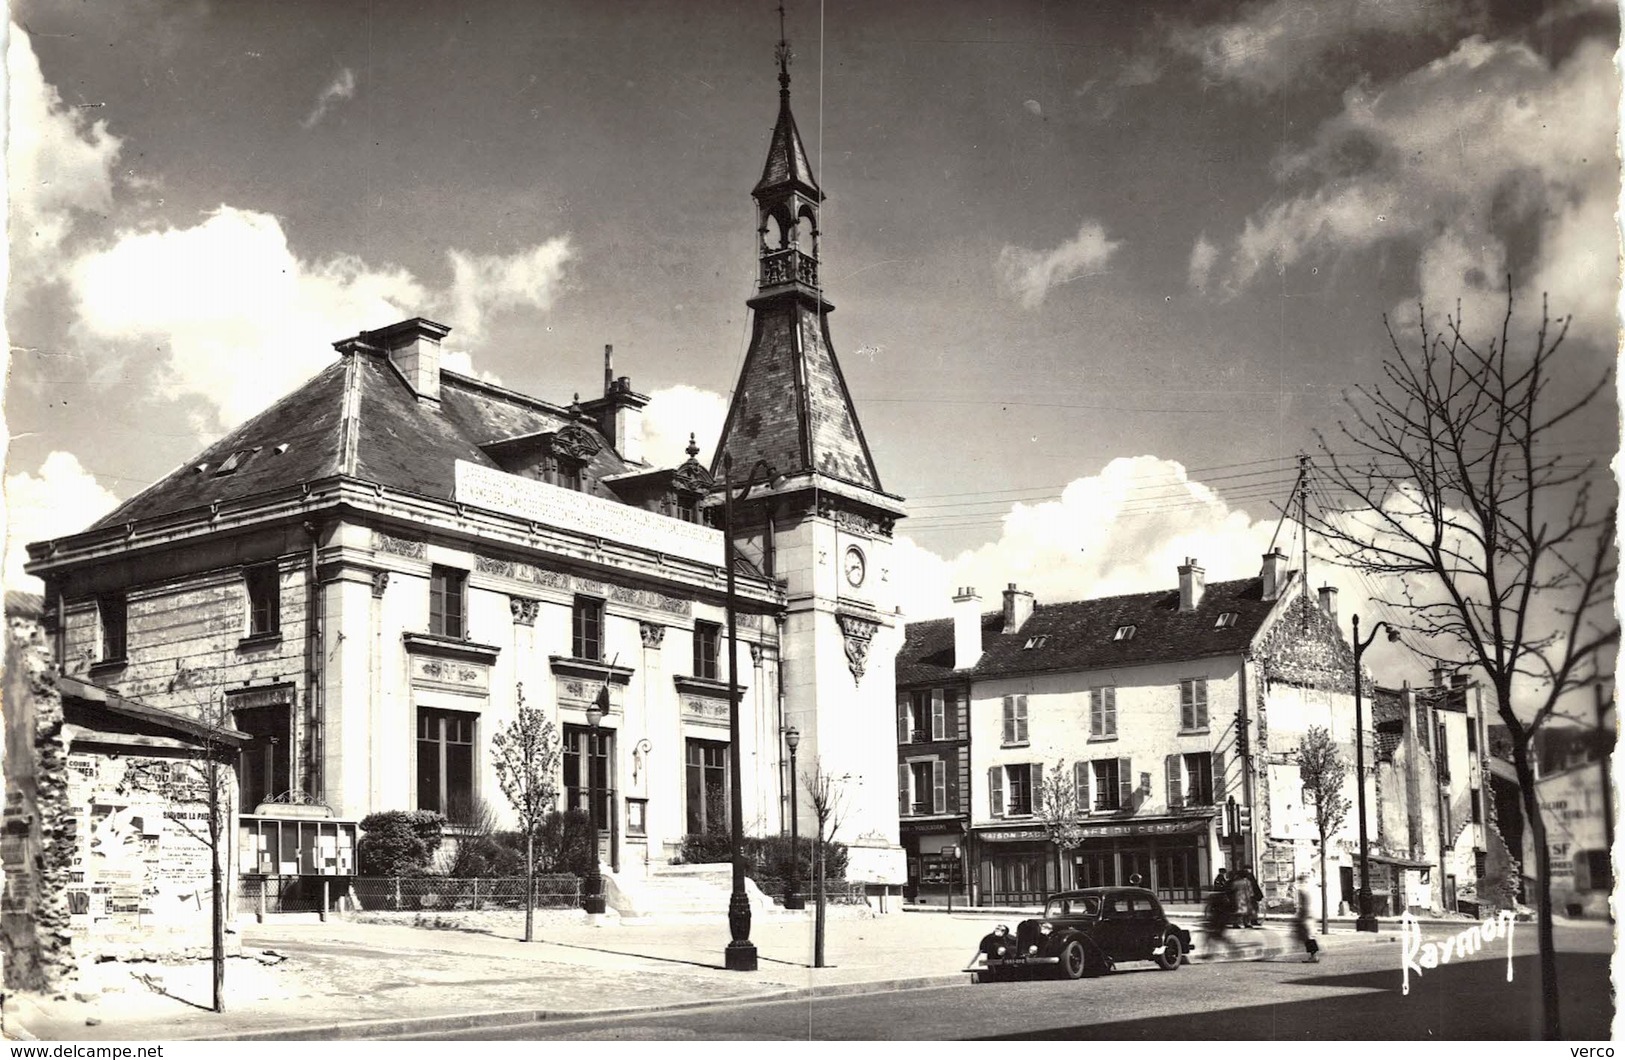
[1401,909,1517,995]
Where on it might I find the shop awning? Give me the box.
[978,816,1213,843]
[1368,852,1434,869]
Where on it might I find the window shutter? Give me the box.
[989,766,1005,817]
[1195,680,1209,728]
[1104,686,1117,736]
[1180,681,1193,730]
[1118,757,1133,810]
[1089,689,1102,736]
[1212,750,1226,804]
[933,759,947,814]
[899,763,910,816]
[1016,695,1029,742]
[1002,697,1015,744]
[1031,762,1044,810]
[897,695,910,744]
[1166,753,1184,810]
[1074,761,1089,814]
[944,689,960,740]
[931,689,946,741]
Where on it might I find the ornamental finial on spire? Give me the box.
[775,1,792,92]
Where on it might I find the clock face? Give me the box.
[844,545,866,587]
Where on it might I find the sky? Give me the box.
[5,0,1620,694]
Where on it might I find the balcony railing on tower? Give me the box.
[760,247,819,289]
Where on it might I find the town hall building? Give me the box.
[24,35,907,914]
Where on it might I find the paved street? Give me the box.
[420,922,1613,1041]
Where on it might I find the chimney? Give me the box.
[366,318,451,404]
[1178,558,1205,612]
[1002,583,1034,634]
[1317,584,1338,621]
[1260,550,1289,602]
[953,587,983,670]
[580,350,650,464]
[1431,666,1449,688]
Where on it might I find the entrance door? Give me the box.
[1154,846,1199,903]
[1077,849,1114,889]
[1340,866,1355,912]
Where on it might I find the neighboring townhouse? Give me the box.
[895,638,972,905]
[897,552,1375,912]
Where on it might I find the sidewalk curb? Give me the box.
[190,975,974,1041]
[190,940,1312,1041]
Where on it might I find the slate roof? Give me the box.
[81,348,642,534]
[897,577,1284,687]
[754,86,820,198]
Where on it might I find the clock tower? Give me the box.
[710,18,907,886]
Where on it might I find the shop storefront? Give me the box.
[976,815,1217,906]
[903,821,970,906]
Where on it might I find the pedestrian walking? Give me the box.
[1295,874,1321,962]
[1229,867,1254,928]
[1213,867,1229,891]
[1203,884,1237,958]
[1242,867,1263,927]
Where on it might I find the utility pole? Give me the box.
[1299,454,1311,632]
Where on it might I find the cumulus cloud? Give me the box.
[301,68,357,128]
[68,206,426,428]
[7,24,122,296]
[1171,0,1466,92]
[893,456,1282,620]
[1196,35,1619,347]
[997,221,1121,308]
[4,452,120,589]
[446,239,574,342]
[641,385,729,469]
[65,207,575,430]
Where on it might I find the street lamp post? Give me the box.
[783,726,804,910]
[582,686,608,915]
[719,453,778,971]
[1351,613,1400,933]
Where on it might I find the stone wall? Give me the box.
[3,626,75,992]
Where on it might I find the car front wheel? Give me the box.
[1056,939,1088,980]
[1155,933,1183,970]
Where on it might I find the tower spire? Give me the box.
[775,2,792,93]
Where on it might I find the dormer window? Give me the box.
[215,447,260,475]
[1215,612,1239,629]
[1023,635,1048,650]
[1113,625,1136,641]
[674,494,699,524]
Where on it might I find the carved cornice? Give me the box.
[510,596,540,626]
[402,632,501,664]
[673,674,732,700]
[370,570,391,598]
[817,496,895,539]
[670,458,714,496]
[639,621,666,648]
[548,656,635,685]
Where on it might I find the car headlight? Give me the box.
[995,946,1007,957]
[1028,945,1039,955]
[1039,921,1053,936]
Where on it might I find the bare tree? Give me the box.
[489,682,562,942]
[1311,283,1617,1038]
[801,758,848,969]
[1296,726,1351,935]
[115,676,239,1014]
[1035,759,1085,893]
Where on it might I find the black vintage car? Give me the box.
[971,887,1193,981]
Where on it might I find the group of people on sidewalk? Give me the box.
[1203,866,1320,963]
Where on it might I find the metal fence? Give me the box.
[238,875,583,915]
